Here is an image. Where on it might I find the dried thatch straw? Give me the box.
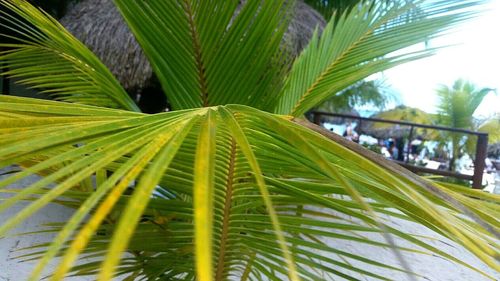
[359,125,413,139]
[60,0,152,93]
[359,106,438,139]
[60,0,326,94]
[285,0,327,57]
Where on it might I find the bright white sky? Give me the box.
[378,0,500,118]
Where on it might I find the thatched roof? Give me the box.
[285,1,327,56]
[60,0,152,92]
[360,106,438,139]
[60,0,326,93]
[360,124,413,139]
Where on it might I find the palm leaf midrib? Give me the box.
[214,138,237,280]
[182,0,209,107]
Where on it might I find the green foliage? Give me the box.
[0,1,498,281]
[0,1,138,110]
[113,0,291,111]
[362,142,382,154]
[314,80,398,113]
[479,116,500,144]
[304,0,360,20]
[304,0,417,21]
[436,79,495,170]
[274,0,475,116]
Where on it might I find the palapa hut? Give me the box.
[60,0,326,112]
[360,105,437,139]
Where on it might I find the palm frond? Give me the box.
[193,110,217,281]
[0,0,139,111]
[275,0,485,116]
[0,96,498,280]
[113,0,291,110]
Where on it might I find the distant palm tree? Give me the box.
[436,79,495,171]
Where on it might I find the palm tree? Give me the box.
[0,0,498,280]
[436,79,495,171]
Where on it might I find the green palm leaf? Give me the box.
[275,0,484,116]
[1,96,498,280]
[193,110,217,281]
[0,0,139,111]
[113,0,291,110]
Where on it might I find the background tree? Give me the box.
[436,79,495,171]
[0,1,498,280]
[477,115,500,157]
[313,80,399,113]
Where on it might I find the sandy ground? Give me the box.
[311,207,499,281]
[0,167,498,281]
[0,167,93,281]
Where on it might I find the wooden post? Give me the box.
[406,125,414,163]
[313,112,321,126]
[472,134,488,189]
